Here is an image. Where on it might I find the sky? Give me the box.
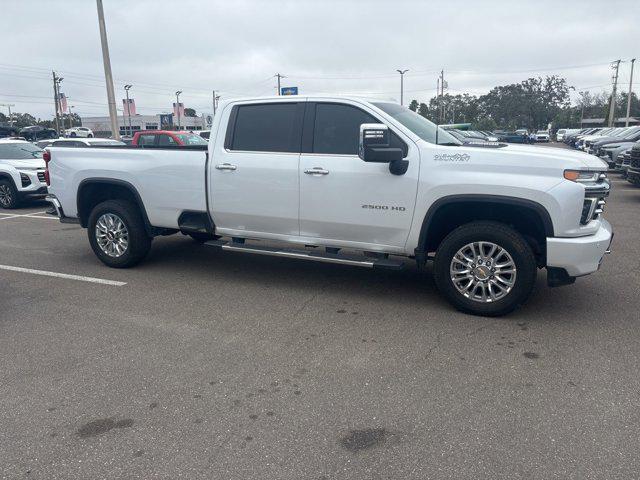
[1,0,638,120]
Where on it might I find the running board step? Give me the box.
[203,240,404,270]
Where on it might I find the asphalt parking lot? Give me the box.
[1,153,639,479]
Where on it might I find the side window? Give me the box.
[231,103,299,152]
[158,134,177,146]
[138,134,157,146]
[312,103,407,156]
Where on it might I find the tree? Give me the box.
[184,107,197,117]
[473,117,497,131]
[408,100,419,112]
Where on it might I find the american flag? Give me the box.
[123,98,136,116]
[173,102,184,119]
[58,93,68,114]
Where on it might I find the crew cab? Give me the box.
[45,96,613,316]
[131,130,209,147]
[0,139,47,209]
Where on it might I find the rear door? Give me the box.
[298,101,419,250]
[209,101,304,237]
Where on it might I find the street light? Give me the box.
[124,84,133,136]
[175,90,182,129]
[396,69,409,106]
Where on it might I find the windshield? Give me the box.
[175,133,208,145]
[372,102,461,145]
[0,142,43,159]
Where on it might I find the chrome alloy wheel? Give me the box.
[450,241,517,303]
[0,184,12,207]
[95,213,129,258]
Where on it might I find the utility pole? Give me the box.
[175,90,182,129]
[0,103,15,127]
[52,71,62,135]
[212,90,217,115]
[607,59,621,127]
[275,73,285,95]
[96,0,120,140]
[124,84,133,136]
[625,58,635,127]
[396,69,408,106]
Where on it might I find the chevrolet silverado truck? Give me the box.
[45,96,613,316]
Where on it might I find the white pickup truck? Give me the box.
[45,96,612,316]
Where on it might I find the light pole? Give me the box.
[625,58,635,127]
[96,0,120,139]
[175,90,182,129]
[396,69,408,106]
[124,84,133,136]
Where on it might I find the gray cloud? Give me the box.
[1,0,638,119]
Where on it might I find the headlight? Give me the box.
[564,170,606,182]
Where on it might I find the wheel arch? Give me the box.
[77,178,154,235]
[416,194,555,264]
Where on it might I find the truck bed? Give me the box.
[48,145,208,229]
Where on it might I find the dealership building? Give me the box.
[81,113,213,137]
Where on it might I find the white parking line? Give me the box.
[0,264,126,286]
[0,212,57,220]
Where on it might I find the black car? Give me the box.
[627,143,640,186]
[0,124,19,138]
[19,125,58,142]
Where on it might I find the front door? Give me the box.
[210,101,304,237]
[299,101,419,250]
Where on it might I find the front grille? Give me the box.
[37,171,46,182]
[630,145,640,169]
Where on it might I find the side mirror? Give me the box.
[359,123,407,175]
[359,123,403,163]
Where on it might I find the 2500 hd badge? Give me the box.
[362,204,406,211]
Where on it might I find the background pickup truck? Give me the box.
[131,130,209,147]
[45,96,612,316]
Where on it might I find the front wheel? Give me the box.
[87,200,152,268]
[433,222,537,316]
[0,179,19,209]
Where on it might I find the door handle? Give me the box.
[215,163,237,171]
[304,167,329,175]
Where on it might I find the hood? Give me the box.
[1,158,46,169]
[492,144,608,170]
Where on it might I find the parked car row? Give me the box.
[562,126,640,188]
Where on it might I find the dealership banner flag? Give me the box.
[173,102,184,118]
[58,93,68,114]
[123,98,136,116]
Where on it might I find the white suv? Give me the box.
[0,139,47,209]
[65,126,94,138]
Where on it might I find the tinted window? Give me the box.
[52,140,83,147]
[313,103,374,155]
[138,134,157,146]
[158,134,177,146]
[312,103,408,156]
[231,103,299,152]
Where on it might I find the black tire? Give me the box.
[87,200,152,268]
[0,178,20,209]
[433,221,537,317]
[88,134,93,138]
[186,232,216,243]
[70,132,77,137]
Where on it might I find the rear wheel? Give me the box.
[0,179,19,209]
[433,221,537,316]
[87,200,152,268]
